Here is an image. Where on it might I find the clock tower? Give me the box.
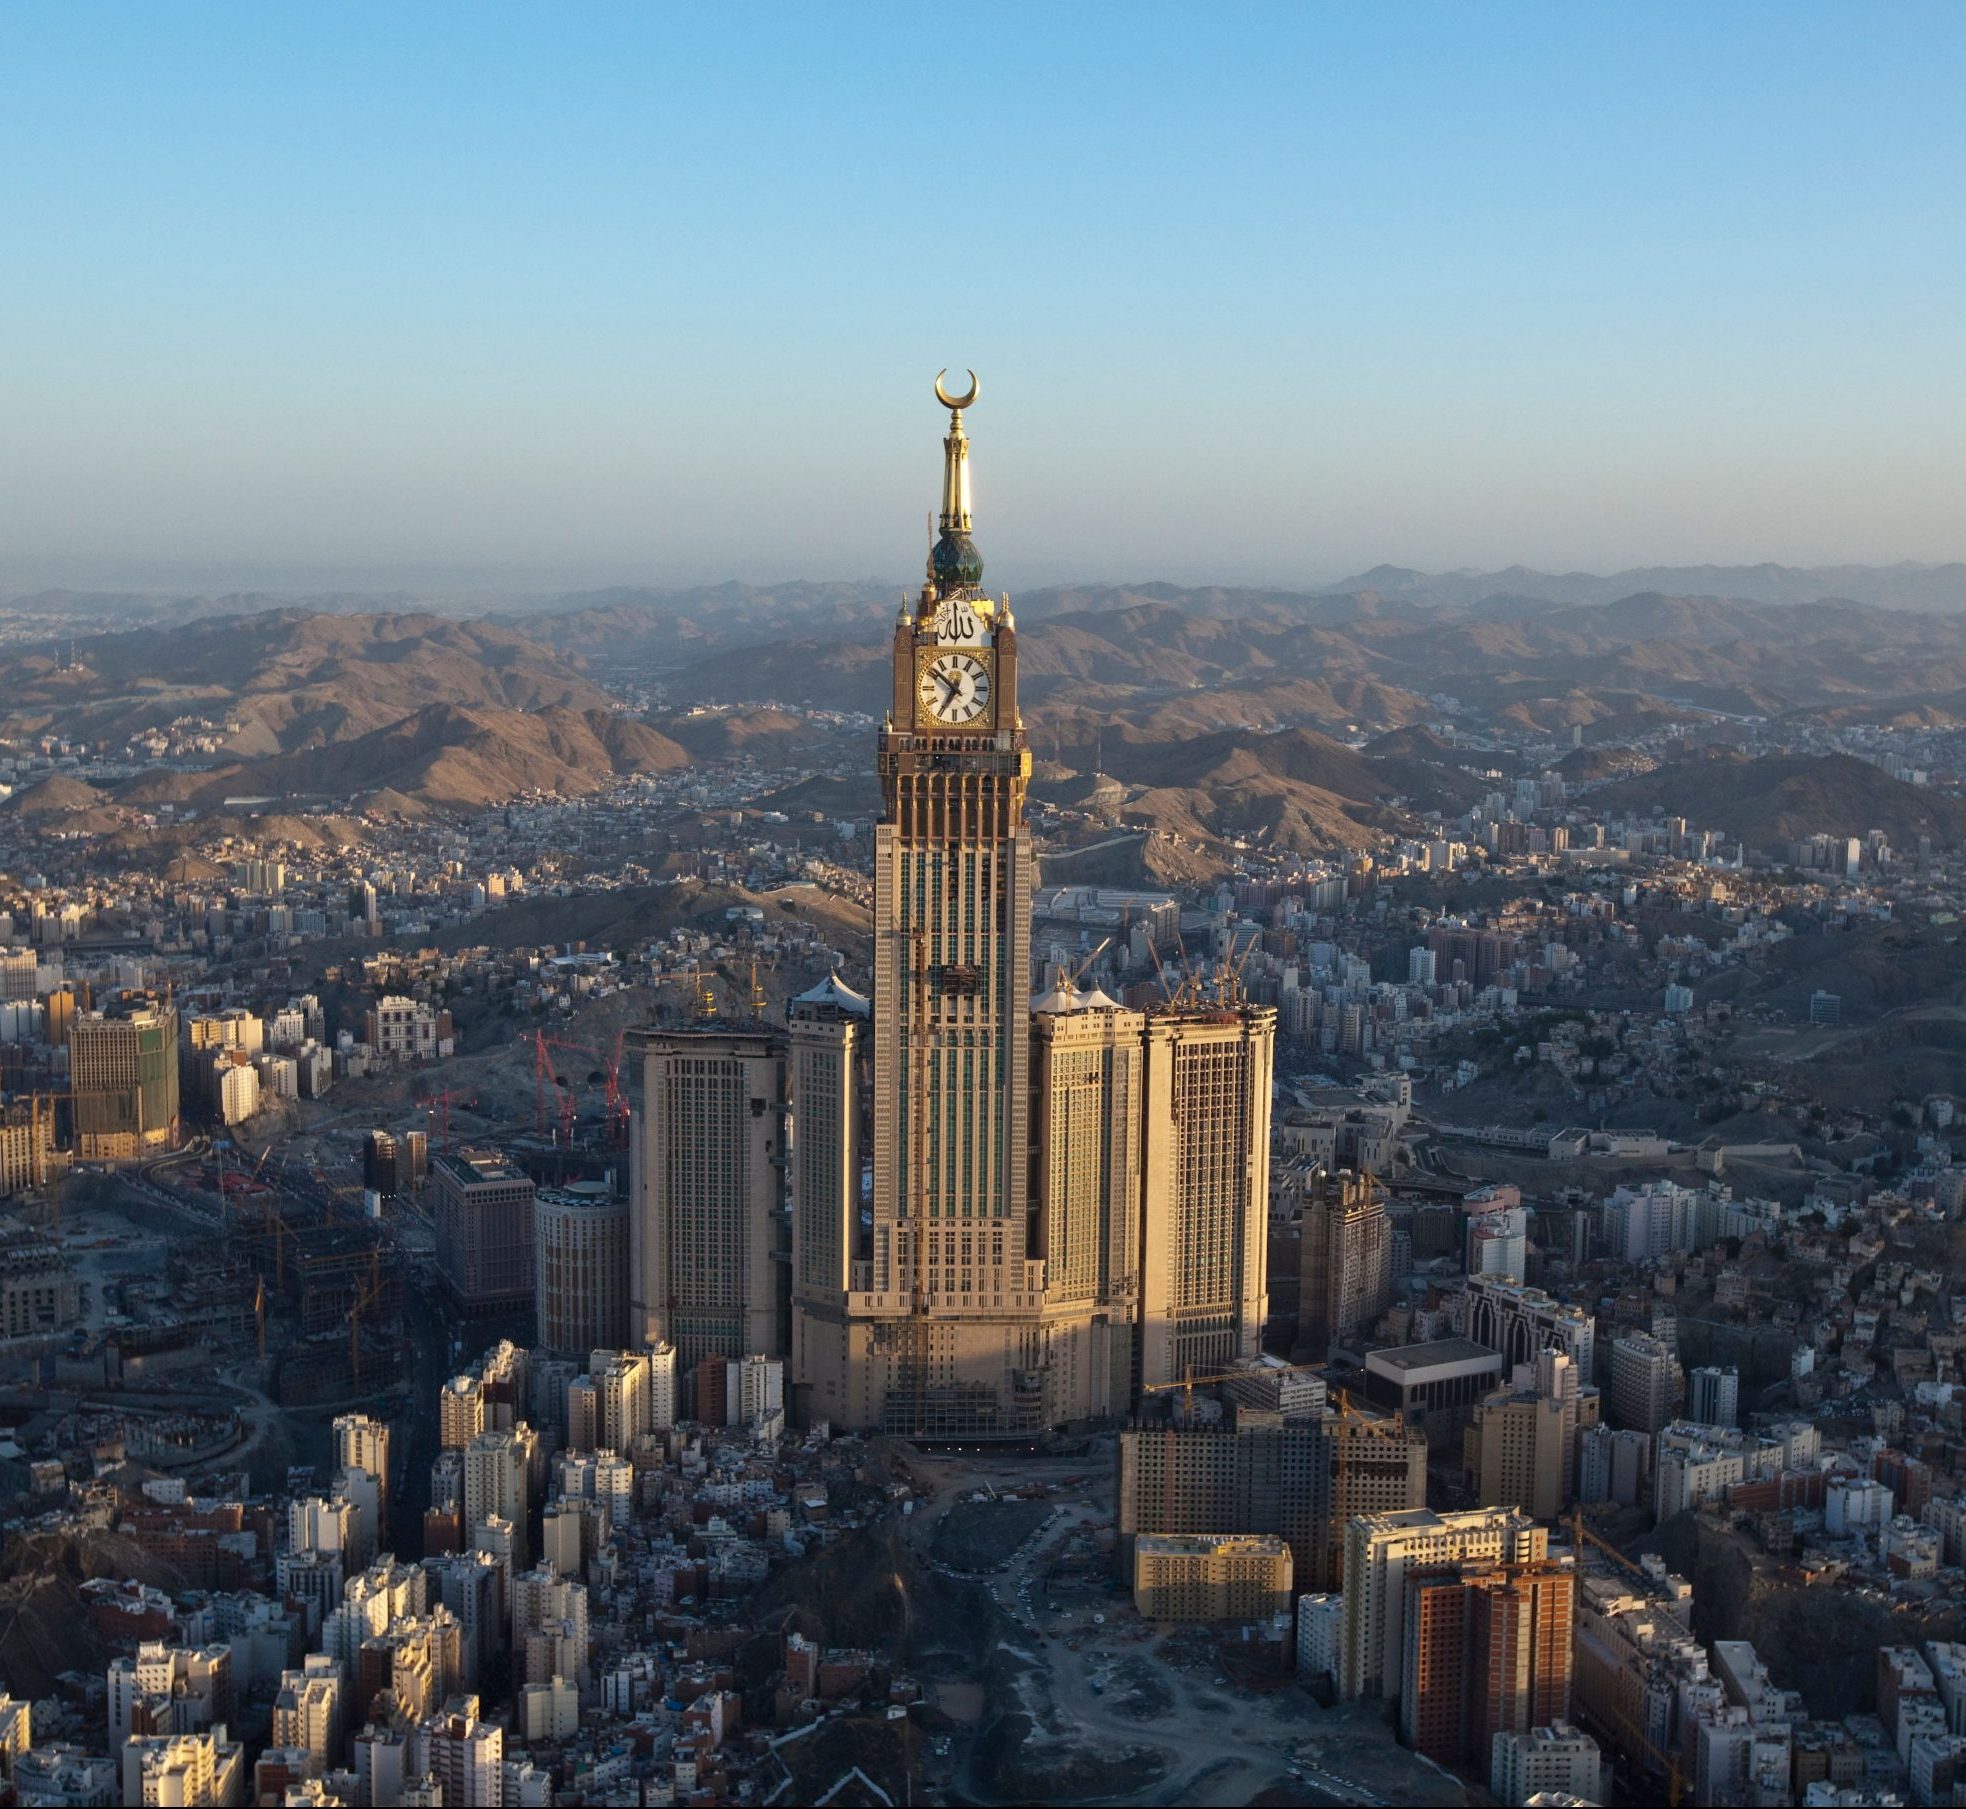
[853,372,1040,1437]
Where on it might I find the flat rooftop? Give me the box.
[1365,1337,1503,1375]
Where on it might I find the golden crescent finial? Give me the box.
[934,368,980,410]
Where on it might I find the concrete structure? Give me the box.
[627,1024,787,1369]
[0,1095,65,1199]
[333,1414,391,1515]
[70,994,179,1161]
[432,1149,536,1316]
[269,1657,342,1776]
[1028,988,1147,1424]
[533,1183,629,1353]
[118,1728,246,1807]
[1606,1332,1680,1435]
[1400,1557,1575,1764]
[463,1427,537,1571]
[1363,1338,1507,1446]
[1687,1364,1739,1429]
[1463,1278,1596,1379]
[1118,1413,1427,1594]
[1137,1001,1275,1388]
[0,1235,80,1337]
[422,1698,502,1809]
[1224,1354,1327,1421]
[1296,1593,1343,1680]
[363,995,445,1064]
[1471,1348,1586,1521]
[1131,1532,1292,1622]
[1826,1475,1893,1536]
[1294,1165,1391,1356]
[786,972,869,1427]
[1491,1723,1605,1806]
[1338,1506,1548,1701]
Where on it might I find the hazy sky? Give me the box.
[4,2,1963,596]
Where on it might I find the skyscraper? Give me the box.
[1138,1000,1276,1385]
[1339,1506,1549,1701]
[638,374,1277,1435]
[626,1024,787,1368]
[1030,985,1146,1421]
[1295,1166,1391,1358]
[431,1149,536,1318]
[532,1183,630,1354]
[854,374,1043,1439]
[1400,1557,1575,1763]
[70,994,179,1161]
[786,973,870,1427]
[1608,1332,1682,1435]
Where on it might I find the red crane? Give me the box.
[424,1088,477,1147]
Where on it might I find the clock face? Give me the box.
[920,651,991,724]
[931,598,982,644]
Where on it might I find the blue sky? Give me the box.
[3,2,1962,593]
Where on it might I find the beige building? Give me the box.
[1029,987,1146,1422]
[848,388,1040,1440]
[1469,1347,1593,1520]
[119,1729,246,1807]
[1338,1506,1549,1700]
[333,1413,391,1511]
[1138,1001,1276,1388]
[1491,1722,1605,1806]
[627,1025,786,1368]
[670,384,1276,1437]
[787,974,869,1428]
[1132,1532,1292,1623]
[1119,1412,1426,1594]
[70,995,179,1161]
[1293,1164,1391,1357]
[0,1096,64,1198]
[533,1183,629,1353]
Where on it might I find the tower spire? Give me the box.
[927,369,983,596]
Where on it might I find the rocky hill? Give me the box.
[662,586,1966,733]
[114,703,689,817]
[0,609,613,753]
[1589,750,1966,850]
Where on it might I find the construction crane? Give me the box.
[424,1088,476,1147]
[347,1248,384,1391]
[258,1193,300,1291]
[1140,1359,1325,1418]
[253,1275,267,1363]
[1062,936,1113,993]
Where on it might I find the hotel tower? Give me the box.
[654,376,1275,1438]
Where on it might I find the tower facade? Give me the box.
[787,973,870,1427]
[1031,988,1146,1422]
[1296,1166,1391,1357]
[626,1026,787,1368]
[855,374,1043,1438]
[1138,1001,1276,1386]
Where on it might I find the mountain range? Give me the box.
[6,569,1966,850]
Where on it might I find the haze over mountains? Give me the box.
[4,561,1966,859]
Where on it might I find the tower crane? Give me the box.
[347,1248,385,1391]
[1140,1359,1324,1418]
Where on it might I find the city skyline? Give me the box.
[5,3,1966,594]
